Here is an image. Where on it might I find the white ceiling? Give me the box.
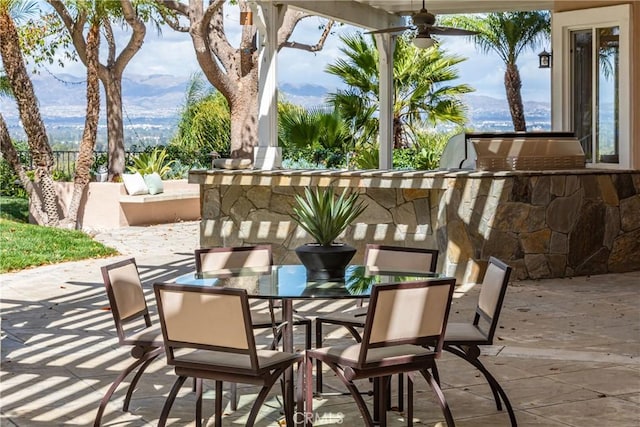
[277,1,554,30]
[351,0,552,15]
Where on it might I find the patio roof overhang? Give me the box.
[281,1,553,29]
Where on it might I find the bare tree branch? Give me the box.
[103,19,116,66]
[281,20,334,52]
[238,3,257,75]
[47,0,89,66]
[161,0,189,17]
[277,10,334,53]
[114,0,147,76]
[188,0,235,98]
[160,9,189,32]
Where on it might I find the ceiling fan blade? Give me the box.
[429,26,478,36]
[367,0,475,39]
[366,25,413,35]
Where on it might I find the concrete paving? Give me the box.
[1,221,639,426]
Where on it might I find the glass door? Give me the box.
[571,30,593,161]
[595,27,619,164]
[570,27,620,164]
[553,5,630,169]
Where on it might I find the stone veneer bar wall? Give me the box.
[189,169,640,283]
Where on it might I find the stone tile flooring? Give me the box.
[1,221,639,426]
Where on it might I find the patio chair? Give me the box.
[195,245,311,410]
[154,283,302,427]
[304,278,457,427]
[196,245,311,348]
[95,258,165,427]
[314,244,439,404]
[437,256,516,426]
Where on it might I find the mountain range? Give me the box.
[1,72,551,143]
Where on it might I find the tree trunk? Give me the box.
[504,63,526,132]
[103,73,126,180]
[393,115,405,149]
[0,9,59,226]
[0,114,47,225]
[228,76,259,160]
[62,22,100,228]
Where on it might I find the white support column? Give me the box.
[253,1,284,169]
[375,34,395,170]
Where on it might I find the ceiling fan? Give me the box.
[367,0,477,49]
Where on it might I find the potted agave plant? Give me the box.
[291,187,366,280]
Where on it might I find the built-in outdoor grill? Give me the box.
[439,132,586,171]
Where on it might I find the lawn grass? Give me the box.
[0,196,118,273]
[0,196,29,222]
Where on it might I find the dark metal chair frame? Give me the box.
[154,283,302,427]
[305,279,457,427]
[435,256,516,426]
[314,244,439,407]
[195,245,312,411]
[95,258,165,427]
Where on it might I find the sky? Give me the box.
[36,4,552,104]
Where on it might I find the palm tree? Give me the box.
[278,103,353,168]
[441,12,550,131]
[326,33,473,149]
[62,9,100,228]
[1,0,100,228]
[0,0,59,226]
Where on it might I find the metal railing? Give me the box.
[16,150,143,178]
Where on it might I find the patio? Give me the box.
[1,221,638,426]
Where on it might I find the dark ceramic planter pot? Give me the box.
[295,243,357,281]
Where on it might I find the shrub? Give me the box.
[170,74,230,167]
[411,129,457,170]
[0,158,27,197]
[127,148,176,178]
[353,144,379,169]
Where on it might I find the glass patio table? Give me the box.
[174,264,446,415]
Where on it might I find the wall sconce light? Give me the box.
[240,11,253,26]
[538,49,552,68]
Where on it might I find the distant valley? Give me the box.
[1,73,551,149]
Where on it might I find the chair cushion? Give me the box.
[122,172,149,195]
[174,348,298,372]
[123,323,164,347]
[310,343,435,367]
[251,309,310,327]
[251,310,283,326]
[316,306,368,327]
[444,322,489,344]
